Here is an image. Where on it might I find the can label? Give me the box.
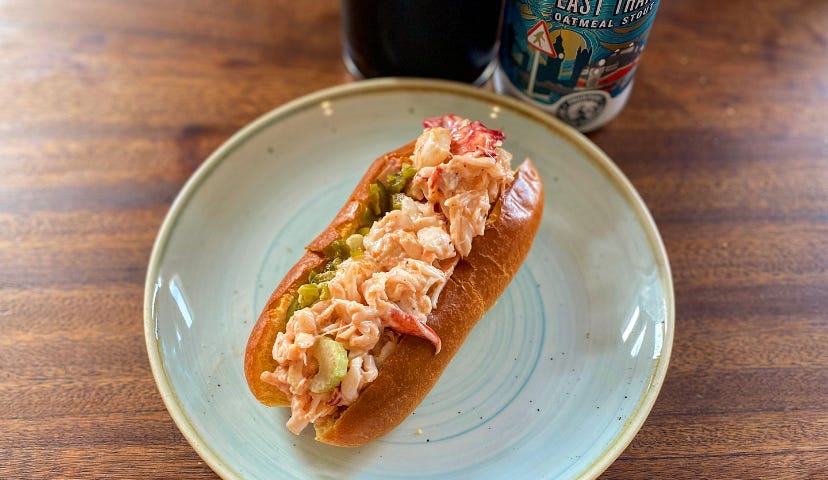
[498,0,660,129]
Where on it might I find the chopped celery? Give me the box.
[386,163,417,194]
[297,283,319,308]
[318,283,331,301]
[326,256,343,271]
[346,233,364,252]
[309,336,348,393]
[312,270,336,284]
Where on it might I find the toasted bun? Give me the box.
[244,141,544,446]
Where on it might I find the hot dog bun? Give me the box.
[245,129,544,447]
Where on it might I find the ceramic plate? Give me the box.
[145,78,673,480]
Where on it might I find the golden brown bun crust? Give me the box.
[243,251,326,406]
[313,160,544,446]
[244,142,414,407]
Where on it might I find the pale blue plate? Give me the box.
[144,78,673,479]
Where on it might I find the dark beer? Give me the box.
[341,0,505,84]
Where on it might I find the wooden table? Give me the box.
[2,1,826,478]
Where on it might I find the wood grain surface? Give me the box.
[1,0,826,478]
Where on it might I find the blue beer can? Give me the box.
[494,0,660,132]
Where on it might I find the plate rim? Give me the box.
[143,77,675,480]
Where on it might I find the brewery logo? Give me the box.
[556,91,607,127]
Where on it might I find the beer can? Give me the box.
[494,0,660,132]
